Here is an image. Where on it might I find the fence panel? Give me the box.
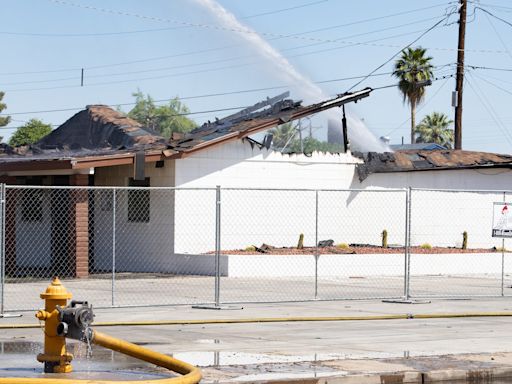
[2,186,217,311]
[409,189,506,298]
[112,187,216,307]
[4,187,115,310]
[316,189,407,300]
[5,185,512,311]
[220,188,317,303]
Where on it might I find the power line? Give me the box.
[0,16,445,86]
[0,77,451,131]
[470,70,512,97]
[0,4,502,78]
[475,6,512,29]
[466,64,512,72]
[347,14,452,92]
[1,35,454,93]
[384,75,452,137]
[0,13,451,77]
[1,0,329,38]
[483,11,512,63]
[236,0,329,19]
[465,71,512,147]
[0,65,454,116]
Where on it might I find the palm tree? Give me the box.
[415,112,454,149]
[270,122,297,149]
[392,47,434,144]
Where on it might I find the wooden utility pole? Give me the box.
[454,0,467,150]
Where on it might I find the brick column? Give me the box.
[0,176,17,277]
[70,174,89,278]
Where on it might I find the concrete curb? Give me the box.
[229,367,512,384]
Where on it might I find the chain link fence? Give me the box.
[0,185,510,312]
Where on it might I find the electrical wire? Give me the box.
[383,75,452,137]
[346,14,452,92]
[1,4,502,79]
[0,16,446,86]
[0,35,454,92]
[483,11,512,63]
[0,75,453,132]
[465,71,512,147]
[466,64,512,72]
[0,65,454,117]
[0,0,329,38]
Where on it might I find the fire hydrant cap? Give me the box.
[40,277,72,300]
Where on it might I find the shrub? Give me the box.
[382,229,388,248]
[420,243,432,250]
[245,245,256,252]
[336,243,349,249]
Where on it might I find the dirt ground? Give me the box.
[218,244,503,255]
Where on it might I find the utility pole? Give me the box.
[454,0,467,150]
[298,119,304,152]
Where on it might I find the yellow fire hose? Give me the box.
[0,329,202,384]
[1,312,512,383]
[2,311,512,329]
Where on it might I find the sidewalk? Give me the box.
[2,298,512,382]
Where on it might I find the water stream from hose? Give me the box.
[192,0,390,152]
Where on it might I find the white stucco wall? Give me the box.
[89,140,512,272]
[172,140,381,253]
[361,169,512,249]
[93,161,176,273]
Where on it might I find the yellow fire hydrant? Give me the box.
[35,277,74,373]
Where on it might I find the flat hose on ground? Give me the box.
[0,329,202,384]
[3,312,512,329]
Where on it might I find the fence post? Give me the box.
[0,184,5,314]
[404,188,411,300]
[502,191,506,297]
[214,185,221,306]
[112,189,116,307]
[314,190,319,299]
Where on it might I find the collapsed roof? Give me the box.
[356,150,512,181]
[0,89,372,172]
[37,105,166,151]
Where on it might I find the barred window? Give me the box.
[21,189,44,222]
[128,178,150,223]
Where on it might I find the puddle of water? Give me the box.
[0,341,170,380]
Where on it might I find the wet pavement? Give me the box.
[2,298,512,382]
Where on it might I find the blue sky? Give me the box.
[2,0,512,153]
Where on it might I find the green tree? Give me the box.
[0,91,11,128]
[9,119,52,147]
[270,122,296,149]
[415,112,454,149]
[288,137,344,154]
[392,47,434,144]
[270,121,344,153]
[127,91,196,138]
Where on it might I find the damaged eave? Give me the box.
[167,88,372,156]
[72,151,167,169]
[0,159,73,172]
[356,150,512,181]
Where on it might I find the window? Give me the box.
[19,177,45,222]
[21,189,44,222]
[128,178,150,223]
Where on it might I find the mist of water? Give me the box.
[191,0,390,153]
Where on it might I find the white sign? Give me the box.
[492,202,512,237]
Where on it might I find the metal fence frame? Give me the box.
[1,184,511,313]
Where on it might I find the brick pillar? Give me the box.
[70,174,89,278]
[0,176,17,277]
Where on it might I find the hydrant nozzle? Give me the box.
[36,277,73,373]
